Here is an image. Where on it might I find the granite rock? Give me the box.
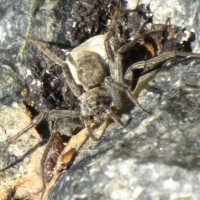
[47,0,200,198]
[138,0,200,52]
[0,60,24,105]
[0,104,44,199]
[48,57,200,200]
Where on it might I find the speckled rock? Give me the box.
[0,104,45,199]
[0,0,118,64]
[137,0,200,52]
[0,60,25,105]
[46,1,200,198]
[48,57,200,200]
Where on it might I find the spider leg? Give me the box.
[3,110,81,152]
[19,35,82,97]
[41,128,57,188]
[83,119,100,141]
[17,0,44,59]
[84,119,93,136]
[3,109,82,193]
[46,110,81,124]
[105,16,169,83]
[105,33,124,83]
[105,23,150,114]
[105,77,150,115]
[125,51,200,81]
[117,28,169,55]
[104,106,125,127]
[40,110,82,187]
[3,112,46,152]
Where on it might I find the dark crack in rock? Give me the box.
[48,58,200,200]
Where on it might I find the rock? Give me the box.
[48,57,200,200]
[0,60,24,105]
[0,104,45,199]
[137,0,200,52]
[47,1,200,198]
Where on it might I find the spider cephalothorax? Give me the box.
[79,86,112,122]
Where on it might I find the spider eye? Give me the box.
[88,104,92,108]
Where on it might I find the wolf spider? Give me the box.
[3,3,200,193]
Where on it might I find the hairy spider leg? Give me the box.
[3,112,45,152]
[104,2,153,82]
[125,51,200,81]
[3,110,81,152]
[104,35,150,114]
[83,119,99,141]
[105,77,151,115]
[19,35,82,97]
[103,106,125,127]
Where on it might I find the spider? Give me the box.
[2,3,200,199]
[3,3,154,149]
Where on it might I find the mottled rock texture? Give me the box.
[139,0,200,52]
[48,57,200,200]
[0,104,44,199]
[48,1,200,199]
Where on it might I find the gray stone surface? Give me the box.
[49,57,200,200]
[0,0,37,61]
[47,1,200,199]
[0,61,24,105]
